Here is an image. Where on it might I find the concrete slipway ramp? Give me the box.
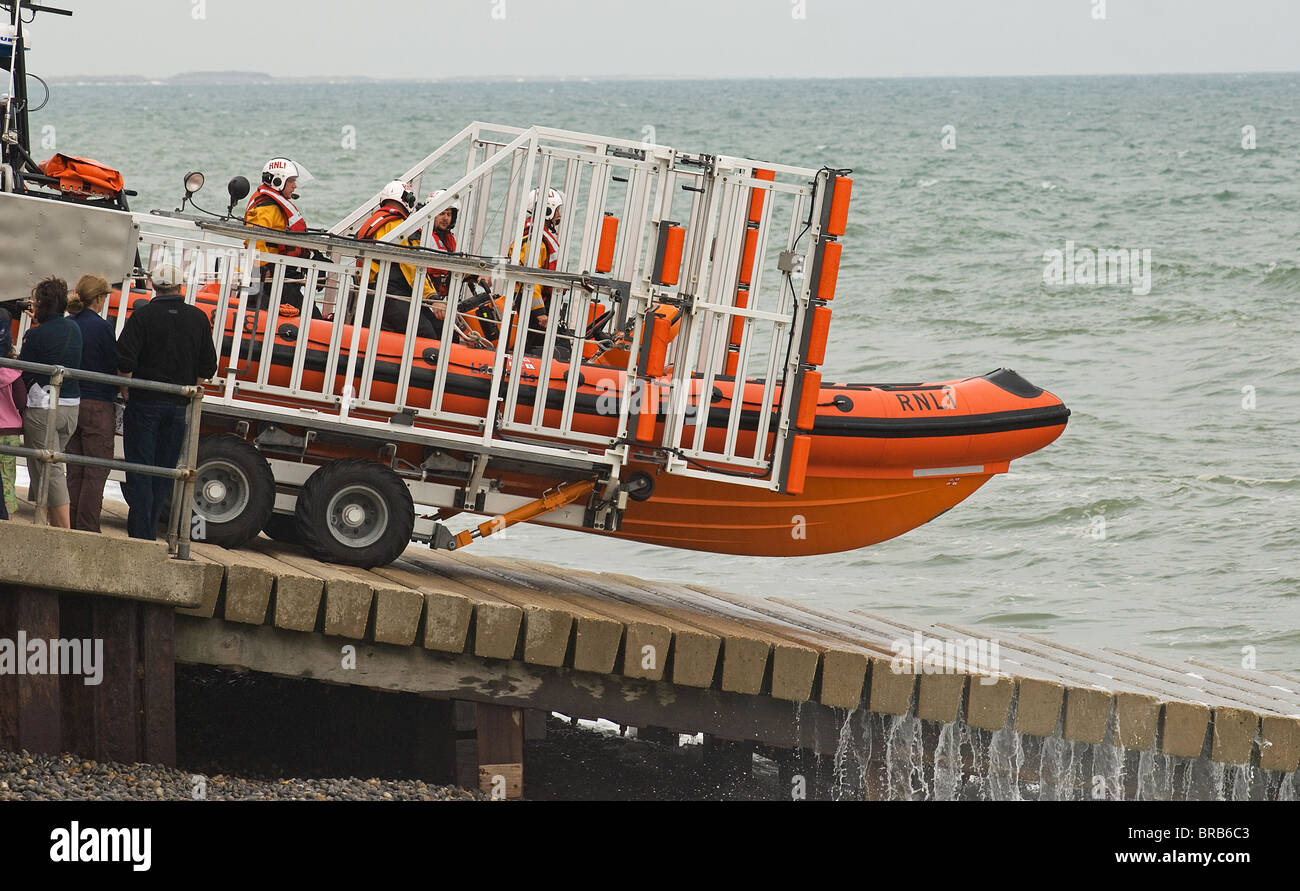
[2,492,1297,800]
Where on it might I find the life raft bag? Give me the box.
[39,154,125,198]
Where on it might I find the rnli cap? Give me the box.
[149,263,184,289]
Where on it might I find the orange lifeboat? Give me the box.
[104,283,1069,557]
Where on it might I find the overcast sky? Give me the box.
[25,0,1300,79]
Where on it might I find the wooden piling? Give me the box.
[477,702,525,800]
[0,584,176,766]
[12,587,62,755]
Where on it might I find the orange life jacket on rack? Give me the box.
[244,183,309,259]
[38,154,125,198]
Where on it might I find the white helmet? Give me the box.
[528,187,564,223]
[425,189,461,228]
[262,157,313,191]
[378,180,417,213]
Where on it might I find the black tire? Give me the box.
[295,459,414,568]
[192,434,275,548]
[262,512,302,545]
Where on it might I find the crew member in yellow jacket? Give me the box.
[354,180,445,339]
[510,187,563,352]
[243,156,322,318]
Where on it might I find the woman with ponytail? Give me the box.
[65,274,119,532]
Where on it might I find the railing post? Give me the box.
[173,385,204,560]
[34,365,62,524]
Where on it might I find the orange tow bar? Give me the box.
[454,479,598,549]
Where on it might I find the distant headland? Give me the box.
[44,71,384,86]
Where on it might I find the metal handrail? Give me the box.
[0,355,205,559]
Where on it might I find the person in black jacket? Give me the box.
[116,263,218,540]
[17,276,82,528]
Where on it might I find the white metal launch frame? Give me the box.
[123,122,834,511]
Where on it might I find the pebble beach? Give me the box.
[0,748,484,802]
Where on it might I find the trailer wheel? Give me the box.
[192,435,275,548]
[262,512,302,545]
[295,459,414,567]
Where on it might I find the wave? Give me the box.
[1192,474,1299,488]
[987,496,1149,528]
[972,611,1062,625]
[1261,264,1300,289]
